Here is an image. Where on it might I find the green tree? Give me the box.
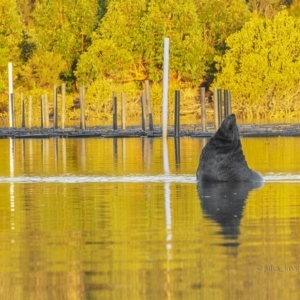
[287,0,300,16]
[247,0,290,17]
[16,0,36,25]
[193,0,251,82]
[28,0,100,90]
[195,0,251,52]
[0,0,23,94]
[20,51,67,89]
[75,0,209,114]
[214,11,300,118]
[142,0,209,84]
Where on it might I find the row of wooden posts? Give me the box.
[10,83,72,130]
[8,82,231,135]
[173,87,231,137]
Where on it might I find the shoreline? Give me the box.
[1,123,300,138]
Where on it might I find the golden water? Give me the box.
[0,137,299,299]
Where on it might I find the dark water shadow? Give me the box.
[197,180,263,245]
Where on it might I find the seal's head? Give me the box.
[215,114,239,144]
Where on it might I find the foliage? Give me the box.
[287,0,300,16]
[19,51,67,90]
[29,0,100,90]
[0,0,24,93]
[195,0,251,53]
[143,0,209,84]
[76,0,148,86]
[247,0,287,17]
[214,11,300,118]
[2,0,300,121]
[84,77,141,119]
[76,0,210,113]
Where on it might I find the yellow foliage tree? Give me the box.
[214,11,300,118]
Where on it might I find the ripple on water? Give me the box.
[0,172,299,184]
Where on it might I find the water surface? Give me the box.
[0,137,300,299]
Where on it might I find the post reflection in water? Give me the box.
[174,137,180,168]
[197,180,264,241]
[9,138,15,231]
[113,137,118,168]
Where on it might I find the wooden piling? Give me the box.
[79,86,86,130]
[174,90,180,137]
[112,91,117,130]
[200,87,206,132]
[217,88,223,125]
[224,89,229,117]
[28,95,32,129]
[121,92,126,130]
[53,86,58,129]
[228,91,232,115]
[61,83,66,129]
[141,90,146,131]
[44,94,49,128]
[213,87,219,130]
[40,95,44,128]
[21,93,25,128]
[145,80,154,131]
[10,93,15,127]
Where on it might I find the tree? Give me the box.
[193,0,251,82]
[247,0,291,18]
[76,0,209,86]
[214,11,300,118]
[0,0,23,93]
[16,0,36,25]
[20,51,67,89]
[29,0,100,91]
[142,0,209,84]
[195,0,251,52]
[75,0,210,114]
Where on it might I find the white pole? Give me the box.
[162,38,169,139]
[8,62,13,127]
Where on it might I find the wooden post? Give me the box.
[28,95,32,129]
[79,86,86,130]
[40,95,44,128]
[21,93,25,128]
[121,92,126,130]
[217,88,223,125]
[8,62,13,128]
[224,90,228,117]
[44,94,49,128]
[53,86,58,129]
[228,90,232,115]
[145,80,154,131]
[113,91,117,130]
[9,93,13,128]
[174,90,180,137]
[61,83,66,129]
[200,87,206,132]
[213,87,219,130]
[141,90,147,131]
[10,93,15,127]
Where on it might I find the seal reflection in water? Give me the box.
[196,114,264,243]
[197,181,263,241]
[196,114,263,182]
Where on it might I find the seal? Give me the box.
[196,114,263,182]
